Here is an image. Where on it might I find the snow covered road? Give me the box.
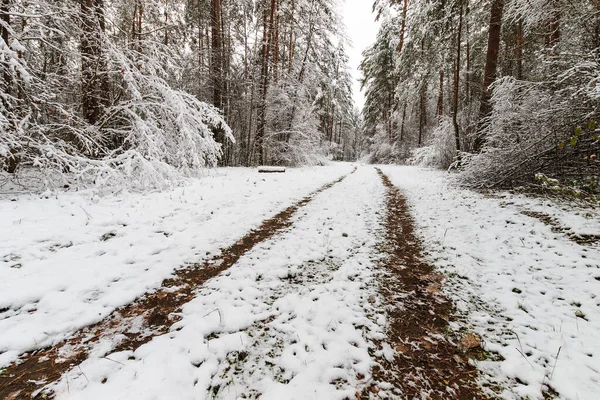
[2,164,599,400]
[381,165,600,400]
[0,164,354,366]
[42,166,388,399]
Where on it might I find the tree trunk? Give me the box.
[418,85,426,146]
[296,4,314,86]
[474,0,504,152]
[546,11,560,48]
[196,0,205,97]
[163,0,169,45]
[81,0,109,126]
[210,0,229,157]
[453,2,463,152]
[387,91,393,140]
[0,0,17,173]
[515,19,523,80]
[397,0,408,54]
[210,0,222,110]
[0,0,10,94]
[400,102,406,142]
[131,0,143,52]
[465,15,471,104]
[255,0,277,165]
[273,1,280,83]
[437,70,444,118]
[286,0,315,141]
[288,0,295,74]
[595,5,600,49]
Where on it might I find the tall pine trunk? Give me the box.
[0,0,9,94]
[273,3,280,84]
[452,3,463,152]
[546,11,560,48]
[397,0,408,54]
[288,0,295,75]
[196,0,206,97]
[132,0,143,52]
[400,103,407,142]
[515,19,524,80]
[474,0,504,152]
[418,85,426,146]
[255,0,277,165]
[437,70,444,118]
[0,0,18,173]
[81,0,109,126]
[286,0,315,142]
[210,0,222,110]
[465,14,471,105]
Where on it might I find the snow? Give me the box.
[44,166,387,399]
[4,163,599,399]
[380,165,600,400]
[0,164,354,367]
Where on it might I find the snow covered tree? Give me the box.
[0,0,232,189]
[362,0,599,194]
[1,0,360,189]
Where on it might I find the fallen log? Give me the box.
[258,167,286,173]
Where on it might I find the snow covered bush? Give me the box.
[262,78,341,167]
[1,3,232,191]
[83,41,233,185]
[268,130,331,167]
[460,73,599,195]
[408,117,456,168]
[265,98,331,167]
[370,138,395,164]
[363,123,410,164]
[0,34,33,173]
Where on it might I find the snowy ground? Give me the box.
[2,164,599,400]
[43,166,388,399]
[0,164,353,367]
[380,165,600,400]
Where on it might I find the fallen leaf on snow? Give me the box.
[460,333,482,350]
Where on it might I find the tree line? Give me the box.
[362,0,599,194]
[0,0,359,188]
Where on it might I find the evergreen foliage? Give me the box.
[361,0,599,196]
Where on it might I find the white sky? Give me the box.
[342,0,380,110]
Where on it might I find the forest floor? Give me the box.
[1,164,599,400]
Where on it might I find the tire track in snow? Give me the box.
[0,169,356,399]
[368,168,488,399]
[36,167,387,399]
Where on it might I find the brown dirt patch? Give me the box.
[0,170,353,399]
[364,169,488,399]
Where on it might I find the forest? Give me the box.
[363,0,599,195]
[0,0,358,190]
[1,2,600,399]
[0,0,598,196]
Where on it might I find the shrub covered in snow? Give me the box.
[460,74,599,196]
[265,92,332,167]
[362,123,412,164]
[1,24,232,191]
[408,117,456,169]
